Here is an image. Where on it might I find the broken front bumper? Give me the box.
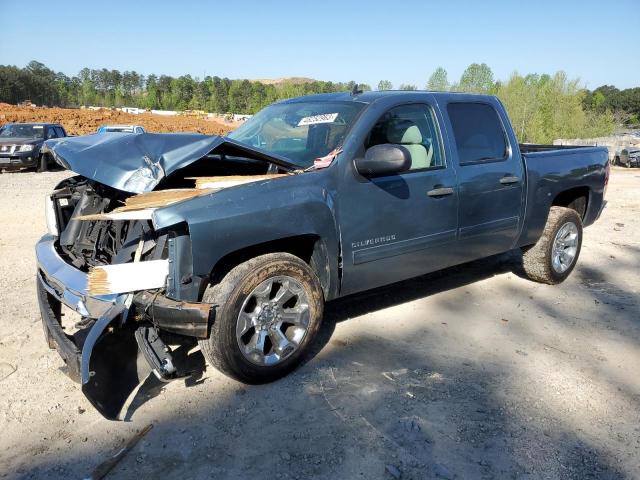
[37,235,122,319]
[36,234,212,419]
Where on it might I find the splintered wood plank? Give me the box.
[121,188,218,210]
[76,174,288,221]
[74,189,217,220]
[188,174,288,189]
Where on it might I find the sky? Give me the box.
[1,0,638,90]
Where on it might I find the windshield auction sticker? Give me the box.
[298,113,339,127]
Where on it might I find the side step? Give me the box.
[134,326,180,381]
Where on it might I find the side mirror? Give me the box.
[354,144,411,177]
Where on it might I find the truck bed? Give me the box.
[517,144,609,247]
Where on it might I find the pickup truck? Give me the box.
[0,123,67,172]
[36,91,609,419]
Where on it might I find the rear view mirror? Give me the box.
[354,144,411,177]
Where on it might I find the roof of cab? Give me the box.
[279,90,495,105]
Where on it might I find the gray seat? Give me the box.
[386,120,432,169]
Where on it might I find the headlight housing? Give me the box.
[18,144,34,152]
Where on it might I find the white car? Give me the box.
[96,125,145,134]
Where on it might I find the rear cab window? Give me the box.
[447,103,508,165]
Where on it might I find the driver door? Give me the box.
[337,103,459,296]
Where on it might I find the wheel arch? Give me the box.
[551,186,590,220]
[205,234,334,301]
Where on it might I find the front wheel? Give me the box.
[521,206,583,284]
[198,253,324,384]
[36,154,48,172]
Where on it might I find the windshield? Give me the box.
[0,124,44,139]
[227,101,364,167]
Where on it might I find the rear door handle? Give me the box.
[499,175,520,185]
[427,187,454,197]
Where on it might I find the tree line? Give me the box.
[380,63,635,143]
[1,60,637,143]
[0,61,371,115]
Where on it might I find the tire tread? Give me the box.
[521,206,582,284]
[198,253,323,383]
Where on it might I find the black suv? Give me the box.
[0,123,67,172]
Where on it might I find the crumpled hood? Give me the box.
[43,132,296,194]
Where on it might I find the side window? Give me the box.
[46,127,57,139]
[55,127,65,137]
[365,104,445,170]
[447,103,507,164]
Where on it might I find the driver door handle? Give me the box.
[500,175,520,185]
[427,186,454,197]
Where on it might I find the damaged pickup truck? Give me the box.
[36,91,609,419]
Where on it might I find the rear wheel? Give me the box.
[521,206,583,284]
[198,253,324,384]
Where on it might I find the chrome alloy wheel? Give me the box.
[551,221,579,274]
[236,276,311,366]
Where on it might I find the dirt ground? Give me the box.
[0,168,638,480]
[0,104,236,136]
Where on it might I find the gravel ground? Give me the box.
[0,168,638,479]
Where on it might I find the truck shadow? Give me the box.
[123,343,207,421]
[127,251,522,419]
[313,250,521,354]
[121,251,518,420]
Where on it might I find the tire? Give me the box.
[521,206,583,284]
[198,253,324,384]
[36,154,48,173]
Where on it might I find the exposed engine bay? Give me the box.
[52,177,150,270]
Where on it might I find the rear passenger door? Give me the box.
[446,102,524,259]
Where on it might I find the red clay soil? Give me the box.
[0,103,236,136]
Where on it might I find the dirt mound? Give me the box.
[0,103,236,136]
[255,77,316,85]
